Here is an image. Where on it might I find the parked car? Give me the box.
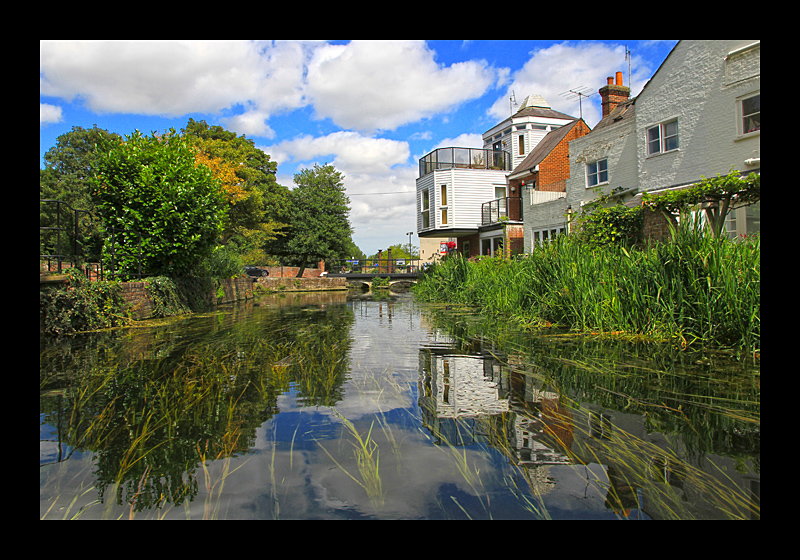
[245,266,269,278]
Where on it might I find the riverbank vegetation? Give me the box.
[414,220,760,353]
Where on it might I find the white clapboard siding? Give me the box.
[417,168,509,233]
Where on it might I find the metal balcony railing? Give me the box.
[481,197,523,225]
[419,147,511,177]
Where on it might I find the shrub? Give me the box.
[40,269,128,335]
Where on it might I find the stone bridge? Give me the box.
[328,272,420,290]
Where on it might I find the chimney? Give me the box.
[599,71,630,118]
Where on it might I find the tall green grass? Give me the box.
[414,221,759,352]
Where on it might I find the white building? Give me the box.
[566,40,760,238]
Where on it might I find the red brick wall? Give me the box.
[539,120,591,189]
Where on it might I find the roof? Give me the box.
[487,96,576,136]
[509,119,584,177]
[592,98,636,132]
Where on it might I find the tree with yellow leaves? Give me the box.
[182,119,290,265]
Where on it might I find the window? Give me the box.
[532,226,566,247]
[441,208,448,225]
[647,120,679,155]
[421,190,430,229]
[519,134,525,155]
[495,186,506,199]
[741,93,760,134]
[586,159,608,187]
[440,184,447,206]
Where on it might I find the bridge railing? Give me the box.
[330,258,423,275]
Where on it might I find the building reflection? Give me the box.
[416,327,759,519]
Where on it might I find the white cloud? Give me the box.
[263,130,418,253]
[264,131,410,179]
[221,109,275,138]
[39,40,310,119]
[487,42,649,127]
[40,103,62,125]
[306,40,500,132]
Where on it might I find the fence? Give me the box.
[40,199,142,281]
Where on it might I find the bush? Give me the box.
[91,129,227,279]
[40,269,128,335]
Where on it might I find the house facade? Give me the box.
[416,94,578,260]
[566,40,760,239]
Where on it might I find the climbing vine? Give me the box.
[40,268,128,335]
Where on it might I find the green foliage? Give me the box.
[182,119,291,261]
[278,163,354,270]
[90,129,227,279]
[642,170,760,238]
[574,204,643,247]
[40,268,128,335]
[415,221,760,352]
[40,125,123,262]
[199,245,244,279]
[145,276,217,317]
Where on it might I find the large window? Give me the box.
[586,159,608,187]
[647,119,679,155]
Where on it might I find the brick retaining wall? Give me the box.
[256,277,347,292]
[120,277,254,320]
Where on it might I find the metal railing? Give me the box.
[39,199,92,275]
[481,197,523,225]
[419,147,511,177]
[329,258,423,275]
[40,199,142,281]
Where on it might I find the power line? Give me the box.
[349,191,413,196]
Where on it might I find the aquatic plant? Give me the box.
[414,220,760,352]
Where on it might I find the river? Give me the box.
[40,290,759,519]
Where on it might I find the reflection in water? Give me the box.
[40,291,759,519]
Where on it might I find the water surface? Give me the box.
[40,291,759,519]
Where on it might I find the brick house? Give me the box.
[566,40,760,242]
[416,94,577,260]
[506,118,591,252]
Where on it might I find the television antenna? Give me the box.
[560,86,594,120]
[509,90,518,115]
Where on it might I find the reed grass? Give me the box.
[414,221,759,352]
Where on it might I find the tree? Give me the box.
[280,164,353,276]
[90,129,227,278]
[182,119,290,264]
[641,170,760,238]
[40,125,122,262]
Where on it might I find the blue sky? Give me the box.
[40,40,678,256]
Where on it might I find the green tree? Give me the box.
[182,119,290,264]
[90,129,227,278]
[279,164,353,276]
[40,125,122,262]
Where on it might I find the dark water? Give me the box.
[40,291,759,519]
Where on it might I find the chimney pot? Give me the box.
[607,77,613,85]
[599,71,631,118]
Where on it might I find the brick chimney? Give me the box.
[599,71,630,118]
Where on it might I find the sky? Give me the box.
[40,40,679,256]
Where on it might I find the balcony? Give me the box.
[482,197,523,225]
[419,147,511,177]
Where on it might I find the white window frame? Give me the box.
[646,119,679,156]
[586,158,608,188]
[532,226,566,247]
[738,91,760,137]
[421,189,430,229]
